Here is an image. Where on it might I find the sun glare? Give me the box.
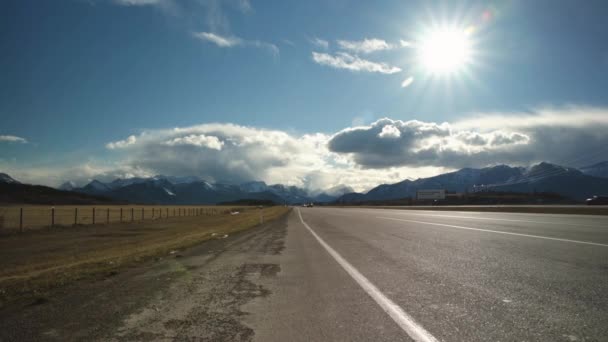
[417,28,473,74]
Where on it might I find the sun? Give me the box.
[417,28,473,75]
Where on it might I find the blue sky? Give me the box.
[1,0,608,190]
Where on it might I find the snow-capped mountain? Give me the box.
[580,161,608,179]
[354,165,525,202]
[73,176,311,204]
[58,181,77,191]
[1,173,118,205]
[240,181,269,193]
[0,173,20,184]
[80,180,112,194]
[311,184,355,203]
[336,162,608,202]
[64,160,608,205]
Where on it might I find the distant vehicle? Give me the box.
[302,203,315,207]
[586,195,608,205]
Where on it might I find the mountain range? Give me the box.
[335,161,608,203]
[0,173,119,205]
[2,160,608,205]
[61,176,354,205]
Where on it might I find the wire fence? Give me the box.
[0,205,241,232]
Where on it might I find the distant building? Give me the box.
[416,189,446,200]
[472,184,490,193]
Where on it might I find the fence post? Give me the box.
[92,207,96,225]
[74,207,78,226]
[259,208,263,225]
[107,208,110,224]
[141,207,144,220]
[131,208,134,222]
[120,208,123,222]
[152,208,154,219]
[19,208,23,233]
[51,207,55,229]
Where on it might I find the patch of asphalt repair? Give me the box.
[0,213,288,342]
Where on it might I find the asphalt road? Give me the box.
[265,208,608,342]
[1,207,607,341]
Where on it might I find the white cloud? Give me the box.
[163,134,224,150]
[0,135,27,143]
[337,38,393,54]
[311,52,401,74]
[106,135,137,149]
[400,40,411,47]
[114,0,163,6]
[401,76,414,88]
[6,107,608,192]
[328,108,608,169]
[282,39,296,47]
[378,125,401,138]
[90,123,447,192]
[311,37,329,49]
[193,32,241,47]
[193,32,279,56]
[235,0,252,13]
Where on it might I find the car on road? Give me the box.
[586,195,608,205]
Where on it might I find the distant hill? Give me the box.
[580,161,608,179]
[68,176,356,205]
[72,177,293,205]
[217,198,279,206]
[491,163,608,200]
[0,173,20,184]
[335,162,608,203]
[8,160,607,205]
[0,173,119,205]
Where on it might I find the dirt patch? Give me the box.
[111,219,288,342]
[0,214,289,341]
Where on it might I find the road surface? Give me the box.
[1,207,607,341]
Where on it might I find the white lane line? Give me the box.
[371,211,603,228]
[346,208,605,228]
[377,216,608,247]
[297,209,438,342]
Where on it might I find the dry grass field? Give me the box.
[0,205,290,305]
[0,205,231,232]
